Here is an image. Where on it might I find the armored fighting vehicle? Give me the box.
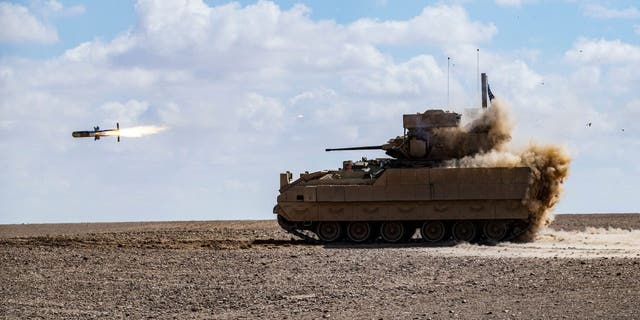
[274,74,532,243]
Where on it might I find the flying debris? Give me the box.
[72,123,121,142]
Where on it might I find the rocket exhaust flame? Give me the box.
[103,125,168,138]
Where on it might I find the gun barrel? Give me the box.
[325,145,384,152]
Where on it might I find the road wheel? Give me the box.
[380,222,404,243]
[421,221,446,242]
[316,221,341,242]
[277,215,296,231]
[347,222,371,243]
[452,221,476,242]
[483,221,508,242]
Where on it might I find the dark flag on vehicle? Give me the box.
[488,84,495,101]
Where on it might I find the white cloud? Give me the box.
[622,99,640,114]
[348,5,497,45]
[100,100,150,124]
[157,102,184,126]
[59,1,388,75]
[30,0,85,16]
[63,36,135,62]
[0,0,85,44]
[563,38,640,95]
[569,66,601,88]
[0,2,58,43]
[495,0,522,7]
[1,0,639,222]
[565,38,640,65]
[494,0,540,7]
[135,0,213,51]
[490,59,544,92]
[46,0,64,11]
[584,4,640,19]
[343,55,445,97]
[238,93,284,131]
[222,179,259,192]
[289,88,337,107]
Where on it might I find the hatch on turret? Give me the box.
[403,110,461,130]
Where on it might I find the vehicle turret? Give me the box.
[325,74,498,163]
[326,109,493,163]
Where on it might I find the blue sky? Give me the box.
[1,0,639,223]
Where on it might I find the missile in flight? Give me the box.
[72,123,120,142]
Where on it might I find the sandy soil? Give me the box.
[1,214,639,319]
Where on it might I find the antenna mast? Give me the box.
[447,57,450,109]
[477,48,480,108]
[451,61,455,108]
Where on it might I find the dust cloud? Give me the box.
[434,99,513,157]
[540,227,640,250]
[440,227,640,259]
[418,227,640,259]
[442,99,571,241]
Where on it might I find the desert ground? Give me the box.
[1,214,639,319]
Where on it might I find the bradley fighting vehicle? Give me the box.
[274,74,531,243]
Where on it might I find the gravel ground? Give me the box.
[1,214,639,319]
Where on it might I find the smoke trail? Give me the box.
[443,100,571,242]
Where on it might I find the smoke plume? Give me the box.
[433,99,513,158]
[443,100,571,242]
